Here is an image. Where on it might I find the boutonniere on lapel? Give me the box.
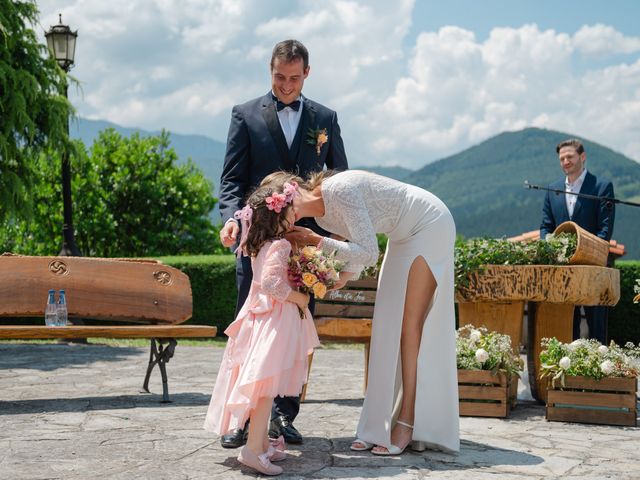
[306,127,328,156]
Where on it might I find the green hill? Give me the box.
[405,127,640,259]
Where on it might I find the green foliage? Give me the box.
[0,129,223,256]
[0,0,73,220]
[456,324,523,377]
[454,234,576,291]
[161,254,237,331]
[609,261,640,344]
[539,337,640,386]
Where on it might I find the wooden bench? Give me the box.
[0,254,217,402]
[302,278,376,401]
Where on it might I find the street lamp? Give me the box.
[45,14,81,256]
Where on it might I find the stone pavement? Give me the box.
[0,342,638,480]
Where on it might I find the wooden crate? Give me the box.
[458,369,518,418]
[546,376,637,426]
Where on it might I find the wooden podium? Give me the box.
[456,265,620,401]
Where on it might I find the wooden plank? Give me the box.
[457,301,524,352]
[459,402,508,417]
[546,407,637,426]
[313,303,375,318]
[0,325,217,339]
[533,303,575,402]
[321,289,377,304]
[459,385,507,401]
[455,265,620,305]
[313,318,372,341]
[457,370,508,386]
[342,279,378,289]
[0,255,192,324]
[548,390,636,409]
[558,376,637,393]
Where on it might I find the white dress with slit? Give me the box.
[316,170,459,453]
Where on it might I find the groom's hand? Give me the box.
[220,220,239,247]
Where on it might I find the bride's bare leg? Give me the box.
[372,256,436,453]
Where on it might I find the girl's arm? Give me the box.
[261,239,309,308]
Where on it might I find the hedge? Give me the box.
[608,260,640,344]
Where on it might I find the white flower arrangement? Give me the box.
[633,278,640,304]
[456,325,523,377]
[540,337,640,386]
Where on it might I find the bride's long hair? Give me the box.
[260,169,338,192]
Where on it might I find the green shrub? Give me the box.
[160,255,237,332]
[609,260,640,344]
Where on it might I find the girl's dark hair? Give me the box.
[243,185,293,257]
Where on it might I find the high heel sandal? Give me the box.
[350,438,374,451]
[371,420,414,456]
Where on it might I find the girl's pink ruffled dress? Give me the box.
[204,239,319,435]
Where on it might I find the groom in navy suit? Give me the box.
[540,138,615,343]
[218,39,348,447]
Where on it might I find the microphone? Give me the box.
[523,180,540,190]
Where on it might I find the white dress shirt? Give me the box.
[565,168,587,218]
[273,92,303,148]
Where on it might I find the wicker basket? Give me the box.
[554,221,609,266]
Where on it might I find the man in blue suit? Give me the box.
[540,139,615,344]
[218,39,348,448]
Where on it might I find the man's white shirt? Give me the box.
[274,93,303,148]
[565,168,588,218]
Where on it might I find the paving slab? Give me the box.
[0,343,638,479]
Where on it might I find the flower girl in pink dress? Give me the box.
[204,181,319,476]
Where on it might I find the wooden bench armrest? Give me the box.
[0,325,217,340]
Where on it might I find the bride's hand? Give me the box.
[285,226,321,247]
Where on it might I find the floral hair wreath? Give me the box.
[266,181,299,213]
[232,181,299,256]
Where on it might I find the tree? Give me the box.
[0,0,72,220]
[0,129,222,257]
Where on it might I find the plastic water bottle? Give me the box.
[45,290,57,326]
[56,289,68,326]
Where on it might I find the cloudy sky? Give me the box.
[36,0,640,169]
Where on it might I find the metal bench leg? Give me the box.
[142,338,177,403]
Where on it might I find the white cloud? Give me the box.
[364,23,640,167]
[35,2,640,168]
[574,24,640,56]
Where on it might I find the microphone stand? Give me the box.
[523,180,640,209]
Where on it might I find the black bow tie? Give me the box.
[273,95,301,112]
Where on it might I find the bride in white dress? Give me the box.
[262,169,459,455]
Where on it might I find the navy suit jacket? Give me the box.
[539,171,615,241]
[218,92,348,224]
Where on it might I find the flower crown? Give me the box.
[265,181,298,213]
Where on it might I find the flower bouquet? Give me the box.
[288,246,343,317]
[456,325,523,417]
[540,337,640,426]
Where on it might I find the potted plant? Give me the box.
[540,337,640,426]
[456,325,524,418]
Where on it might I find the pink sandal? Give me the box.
[238,445,283,476]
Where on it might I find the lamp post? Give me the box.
[45,14,81,257]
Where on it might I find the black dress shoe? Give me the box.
[220,427,248,449]
[269,415,303,444]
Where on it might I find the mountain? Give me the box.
[73,120,640,258]
[407,127,640,258]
